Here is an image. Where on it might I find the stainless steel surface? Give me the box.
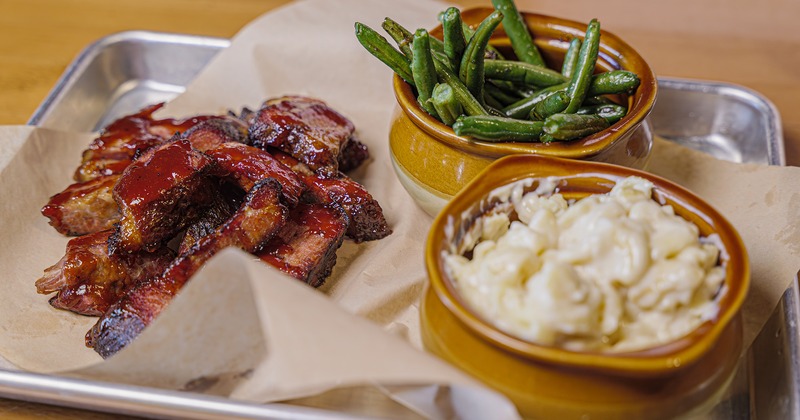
[28,30,231,131]
[651,77,785,166]
[748,275,800,419]
[0,369,370,420]
[17,30,797,419]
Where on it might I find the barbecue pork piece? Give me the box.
[303,174,391,242]
[249,96,355,177]
[337,137,370,173]
[75,103,214,182]
[204,143,305,206]
[272,151,391,242]
[230,107,257,127]
[177,117,248,152]
[235,103,367,173]
[257,203,348,288]
[35,230,174,316]
[108,140,217,255]
[88,179,287,358]
[177,188,241,255]
[41,175,121,236]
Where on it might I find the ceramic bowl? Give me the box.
[390,7,657,216]
[422,154,749,418]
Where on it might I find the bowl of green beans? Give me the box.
[356,1,657,216]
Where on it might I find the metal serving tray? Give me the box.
[651,77,785,166]
[12,30,797,419]
[28,31,230,132]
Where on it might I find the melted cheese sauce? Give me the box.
[445,176,725,352]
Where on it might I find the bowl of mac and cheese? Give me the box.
[422,154,749,418]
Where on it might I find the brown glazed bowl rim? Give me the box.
[394,7,657,160]
[425,154,750,375]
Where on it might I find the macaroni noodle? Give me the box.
[445,176,725,352]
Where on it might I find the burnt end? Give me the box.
[203,143,305,206]
[106,225,125,256]
[109,140,218,254]
[178,117,248,152]
[74,103,215,183]
[256,203,349,288]
[88,179,288,358]
[178,191,240,255]
[344,199,392,243]
[41,175,121,236]
[303,174,391,243]
[248,96,355,177]
[337,137,370,173]
[230,107,257,126]
[37,230,174,317]
[74,159,135,184]
[303,220,347,288]
[270,150,391,243]
[87,305,147,359]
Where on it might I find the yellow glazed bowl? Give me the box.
[422,154,749,419]
[390,7,657,216]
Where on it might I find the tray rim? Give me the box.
[0,369,370,420]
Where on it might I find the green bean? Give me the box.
[430,37,446,56]
[412,29,439,117]
[576,103,628,124]
[543,113,609,140]
[485,81,522,106]
[501,82,568,119]
[486,105,507,117]
[491,0,545,66]
[431,83,463,125]
[382,18,447,60]
[453,115,544,141]
[561,38,581,78]
[530,91,570,120]
[355,22,415,85]
[484,60,568,87]
[361,8,639,144]
[460,21,505,60]
[512,84,538,98]
[460,21,473,36]
[438,10,505,61]
[501,72,631,119]
[442,7,468,72]
[484,91,505,110]
[583,95,615,106]
[564,19,601,113]
[381,18,414,59]
[433,55,488,116]
[487,79,522,96]
[586,70,640,96]
[438,11,505,59]
[539,133,557,143]
[459,10,504,105]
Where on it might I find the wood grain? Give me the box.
[0,0,283,126]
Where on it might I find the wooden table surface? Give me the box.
[0,0,796,418]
